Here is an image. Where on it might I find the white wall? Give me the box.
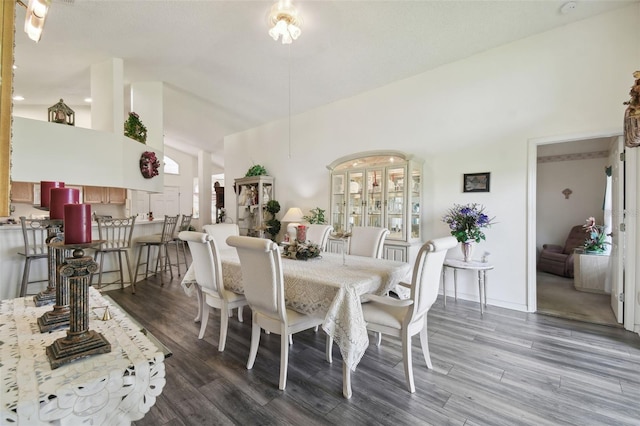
[224,5,640,314]
[536,156,608,253]
[163,146,197,223]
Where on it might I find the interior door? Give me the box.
[610,136,624,322]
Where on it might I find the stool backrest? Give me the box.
[19,216,61,256]
[177,214,193,233]
[160,215,180,243]
[96,216,136,249]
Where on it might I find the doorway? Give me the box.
[531,134,623,326]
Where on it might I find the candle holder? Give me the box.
[33,220,64,308]
[46,244,110,369]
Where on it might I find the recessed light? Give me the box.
[13,95,24,101]
[12,64,17,70]
[84,97,92,103]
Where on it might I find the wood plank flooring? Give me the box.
[105,268,640,426]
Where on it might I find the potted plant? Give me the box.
[303,207,326,224]
[265,199,281,241]
[245,164,267,177]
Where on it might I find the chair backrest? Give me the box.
[348,226,390,258]
[305,224,333,251]
[203,223,240,250]
[19,216,61,256]
[563,225,586,254]
[96,216,136,249]
[160,215,179,244]
[407,236,457,324]
[179,231,224,296]
[226,236,285,323]
[177,214,193,233]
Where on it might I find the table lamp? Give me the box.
[281,207,304,242]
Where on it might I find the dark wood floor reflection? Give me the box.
[105,268,640,426]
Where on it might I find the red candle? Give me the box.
[64,203,92,244]
[40,181,64,209]
[50,188,79,220]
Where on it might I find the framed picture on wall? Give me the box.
[463,172,491,193]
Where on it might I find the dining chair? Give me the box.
[305,224,333,251]
[92,216,136,291]
[17,217,61,297]
[348,226,389,258]
[169,214,193,276]
[133,215,179,290]
[203,223,239,251]
[226,235,331,391]
[179,231,247,351]
[361,235,457,393]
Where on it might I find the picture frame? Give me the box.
[463,172,491,193]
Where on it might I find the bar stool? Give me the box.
[133,215,179,291]
[17,217,61,297]
[92,216,136,291]
[169,214,193,276]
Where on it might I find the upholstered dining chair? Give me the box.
[203,223,239,252]
[169,214,193,276]
[179,231,247,351]
[361,236,457,393]
[133,215,179,290]
[305,224,333,251]
[348,226,390,258]
[226,235,331,390]
[92,216,136,290]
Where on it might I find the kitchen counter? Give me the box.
[0,218,166,300]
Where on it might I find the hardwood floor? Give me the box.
[105,269,640,426]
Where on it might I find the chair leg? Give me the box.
[133,245,145,289]
[237,306,244,323]
[194,286,203,322]
[175,241,181,277]
[289,335,293,345]
[419,319,433,369]
[166,244,173,279]
[198,304,210,339]
[247,313,261,370]
[402,328,415,393]
[117,251,125,289]
[376,332,382,346]
[280,329,290,390]
[219,305,229,352]
[96,251,105,289]
[145,244,153,279]
[326,333,333,364]
[20,257,31,297]
[123,250,134,293]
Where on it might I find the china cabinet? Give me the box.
[234,175,274,238]
[327,151,422,262]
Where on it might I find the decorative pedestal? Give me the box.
[37,235,72,331]
[46,246,110,369]
[574,253,610,294]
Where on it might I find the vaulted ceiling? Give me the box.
[12,0,636,169]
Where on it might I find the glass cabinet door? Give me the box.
[347,171,364,229]
[366,168,384,228]
[331,174,346,233]
[410,165,421,240]
[386,167,405,240]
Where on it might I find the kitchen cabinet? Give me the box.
[327,151,422,262]
[10,182,34,204]
[234,175,274,238]
[83,186,126,204]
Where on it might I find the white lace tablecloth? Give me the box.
[182,251,411,371]
[0,287,166,425]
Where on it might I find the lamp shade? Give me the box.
[282,207,304,223]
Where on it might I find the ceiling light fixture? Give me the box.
[267,0,302,45]
[17,0,51,43]
[13,95,25,101]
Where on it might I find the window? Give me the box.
[164,155,179,175]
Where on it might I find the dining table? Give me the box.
[181,249,412,398]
